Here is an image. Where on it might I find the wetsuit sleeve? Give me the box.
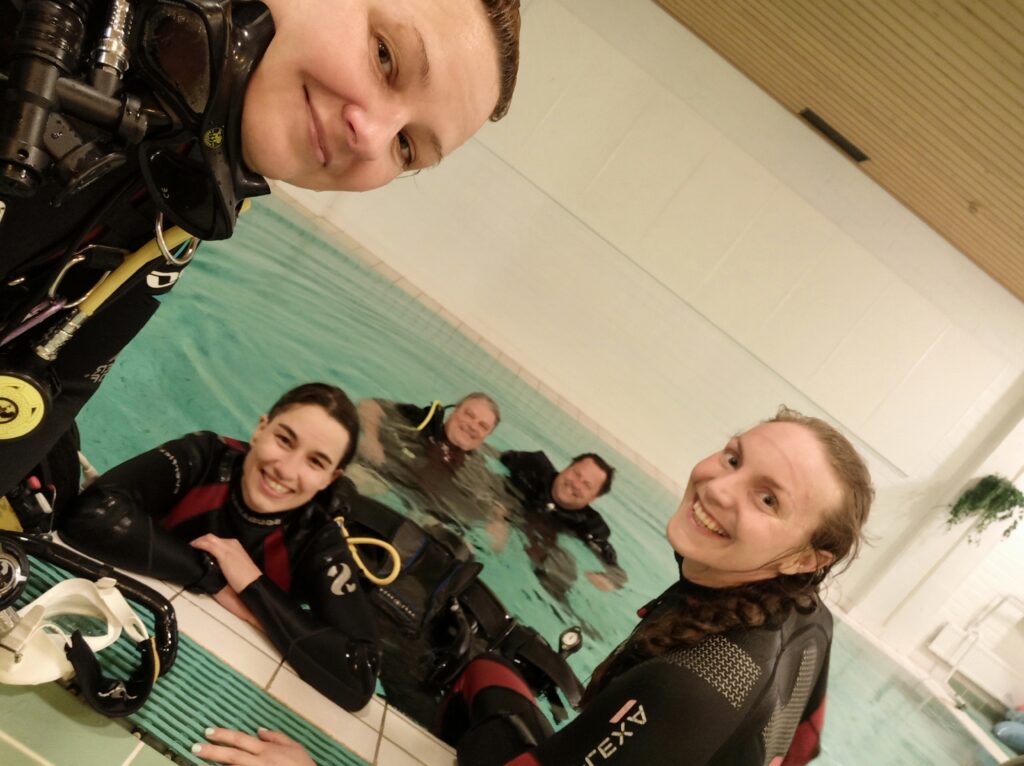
[783,645,829,766]
[590,539,620,568]
[489,660,753,766]
[58,432,226,591]
[576,510,622,569]
[577,508,612,543]
[238,525,381,711]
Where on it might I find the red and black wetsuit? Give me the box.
[444,569,831,766]
[58,430,380,711]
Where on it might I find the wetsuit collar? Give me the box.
[228,460,316,527]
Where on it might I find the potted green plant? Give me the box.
[947,474,1024,542]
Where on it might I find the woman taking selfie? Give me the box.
[0,0,521,507]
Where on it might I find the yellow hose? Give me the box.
[78,226,192,317]
[147,636,161,684]
[335,518,402,586]
[411,400,443,432]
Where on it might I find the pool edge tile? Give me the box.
[380,706,455,766]
[266,666,383,763]
[177,590,284,659]
[169,597,281,688]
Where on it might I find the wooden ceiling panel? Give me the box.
[656,0,1024,302]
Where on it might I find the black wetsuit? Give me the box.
[500,451,618,566]
[58,431,380,711]
[395,401,467,472]
[445,570,831,766]
[0,153,189,498]
[0,0,271,500]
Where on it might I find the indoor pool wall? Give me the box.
[7,196,992,765]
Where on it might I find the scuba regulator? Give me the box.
[0,0,271,443]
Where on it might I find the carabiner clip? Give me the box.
[46,245,126,309]
[154,214,200,266]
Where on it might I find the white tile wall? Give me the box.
[806,278,948,432]
[861,327,1008,476]
[751,234,891,385]
[639,142,781,301]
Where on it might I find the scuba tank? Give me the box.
[340,489,585,724]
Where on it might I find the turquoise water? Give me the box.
[820,623,998,765]
[77,196,996,763]
[77,196,674,680]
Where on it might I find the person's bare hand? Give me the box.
[487,504,509,551]
[190,534,262,592]
[585,571,616,592]
[193,727,315,766]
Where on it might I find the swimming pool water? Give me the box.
[821,623,999,765]
[77,196,675,678]
[76,196,998,763]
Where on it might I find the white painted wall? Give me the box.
[277,0,1024,663]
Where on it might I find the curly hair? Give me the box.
[582,407,873,704]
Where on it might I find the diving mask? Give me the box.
[0,576,150,686]
[0,532,178,717]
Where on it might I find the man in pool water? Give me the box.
[497,451,619,563]
[352,393,502,530]
[0,0,521,516]
[491,450,626,595]
[357,393,501,474]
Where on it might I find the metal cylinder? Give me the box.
[34,309,88,361]
[0,0,95,196]
[91,0,134,96]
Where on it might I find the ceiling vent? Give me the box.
[799,108,869,163]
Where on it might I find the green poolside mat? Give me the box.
[16,557,370,766]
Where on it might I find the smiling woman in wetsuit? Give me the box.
[0,0,522,513]
[439,406,874,766]
[193,406,873,765]
[57,383,381,711]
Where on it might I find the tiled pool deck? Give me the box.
[0,540,456,766]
